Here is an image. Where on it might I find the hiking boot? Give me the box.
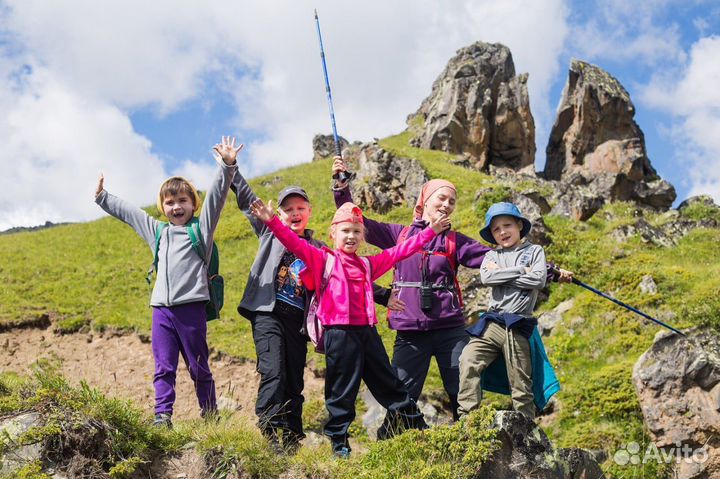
[282,431,304,455]
[201,408,220,424]
[333,446,351,459]
[153,413,173,429]
[261,427,284,455]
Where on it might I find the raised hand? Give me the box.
[95,173,104,198]
[249,199,275,223]
[332,156,346,176]
[212,136,244,165]
[429,211,451,234]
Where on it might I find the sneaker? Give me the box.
[333,446,351,459]
[261,428,284,455]
[153,413,173,429]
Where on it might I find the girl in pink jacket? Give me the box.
[250,199,450,457]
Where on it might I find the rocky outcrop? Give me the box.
[538,299,576,336]
[633,329,720,479]
[312,133,350,161]
[408,42,536,172]
[343,143,428,214]
[478,411,604,478]
[544,60,676,210]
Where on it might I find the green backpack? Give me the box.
[147,217,224,321]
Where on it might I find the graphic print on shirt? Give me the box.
[275,252,306,310]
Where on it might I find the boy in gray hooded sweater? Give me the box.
[94,136,240,427]
[458,202,546,419]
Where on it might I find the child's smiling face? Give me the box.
[277,196,312,235]
[332,222,364,254]
[490,215,523,248]
[163,192,195,226]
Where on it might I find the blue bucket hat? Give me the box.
[479,202,532,244]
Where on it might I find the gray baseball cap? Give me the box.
[277,186,310,206]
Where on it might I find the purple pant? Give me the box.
[151,302,216,416]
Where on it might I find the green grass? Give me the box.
[1,130,719,478]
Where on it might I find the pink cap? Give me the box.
[332,202,364,225]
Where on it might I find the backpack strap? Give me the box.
[147,221,169,284]
[186,217,208,264]
[320,254,335,294]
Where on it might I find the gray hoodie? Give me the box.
[480,241,546,317]
[95,161,237,307]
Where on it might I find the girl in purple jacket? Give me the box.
[331,158,572,422]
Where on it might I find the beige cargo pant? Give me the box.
[457,321,535,418]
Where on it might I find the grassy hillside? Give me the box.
[1,130,719,477]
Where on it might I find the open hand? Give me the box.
[485,261,499,270]
[213,136,244,165]
[95,173,104,198]
[249,199,275,223]
[429,212,451,234]
[387,289,406,312]
[332,156,346,176]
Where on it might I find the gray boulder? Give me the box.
[633,328,720,479]
[477,411,604,478]
[409,42,536,172]
[312,133,350,161]
[346,143,428,214]
[544,60,675,210]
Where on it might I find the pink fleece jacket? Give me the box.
[264,216,438,326]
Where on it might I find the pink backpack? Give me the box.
[305,253,371,353]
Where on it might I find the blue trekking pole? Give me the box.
[314,9,355,188]
[553,269,686,336]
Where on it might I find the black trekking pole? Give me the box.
[554,269,685,336]
[314,9,355,189]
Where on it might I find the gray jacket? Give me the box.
[480,241,546,317]
[231,171,390,319]
[96,161,237,307]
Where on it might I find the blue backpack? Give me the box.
[146,217,224,320]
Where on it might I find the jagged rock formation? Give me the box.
[478,411,604,478]
[544,60,676,210]
[633,329,720,479]
[312,133,350,161]
[342,143,428,214]
[408,42,536,172]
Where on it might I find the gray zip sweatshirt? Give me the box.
[479,241,546,317]
[95,161,237,307]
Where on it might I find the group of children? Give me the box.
[95,136,567,458]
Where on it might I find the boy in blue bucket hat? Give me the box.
[457,202,559,419]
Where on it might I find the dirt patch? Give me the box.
[0,322,324,422]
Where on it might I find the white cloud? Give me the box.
[0,0,570,229]
[641,36,720,201]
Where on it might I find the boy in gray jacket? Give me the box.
[458,202,546,419]
[95,136,241,428]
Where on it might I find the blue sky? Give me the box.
[0,0,718,230]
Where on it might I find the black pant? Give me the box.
[323,326,425,451]
[391,326,469,419]
[251,311,307,437]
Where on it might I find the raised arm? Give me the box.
[509,246,547,290]
[332,157,405,248]
[368,213,450,280]
[94,174,158,249]
[198,136,240,258]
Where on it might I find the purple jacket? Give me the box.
[334,187,492,331]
